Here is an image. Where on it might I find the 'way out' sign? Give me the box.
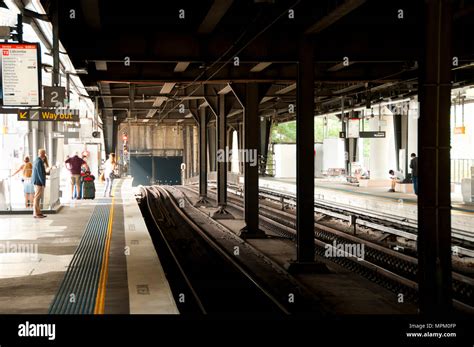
[17,109,80,122]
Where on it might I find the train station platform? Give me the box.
[0,178,177,314]
[259,177,474,234]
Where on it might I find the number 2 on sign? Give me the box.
[50,91,58,103]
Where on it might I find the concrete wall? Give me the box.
[323,138,345,171]
[117,124,184,155]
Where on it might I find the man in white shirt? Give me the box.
[388,169,404,192]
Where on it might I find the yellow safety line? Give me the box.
[94,183,116,314]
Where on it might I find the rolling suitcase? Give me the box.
[81,178,96,199]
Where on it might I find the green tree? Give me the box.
[271,116,342,144]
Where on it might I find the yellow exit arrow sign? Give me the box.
[17,110,30,121]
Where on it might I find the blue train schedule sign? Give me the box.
[0,43,41,106]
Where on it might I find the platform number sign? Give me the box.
[43,86,66,108]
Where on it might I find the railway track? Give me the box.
[195,181,473,255]
[137,185,290,314]
[256,186,474,254]
[179,185,474,312]
[211,182,473,256]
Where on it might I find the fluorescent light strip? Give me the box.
[174,62,190,72]
[95,61,107,71]
[160,83,176,94]
[250,62,272,72]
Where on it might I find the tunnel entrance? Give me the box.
[130,155,182,187]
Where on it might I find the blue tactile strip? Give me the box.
[49,201,111,314]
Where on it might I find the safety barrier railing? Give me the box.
[0,169,13,211]
[0,167,61,211]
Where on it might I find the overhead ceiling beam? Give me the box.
[217,84,232,94]
[198,0,234,34]
[333,83,365,94]
[174,62,190,72]
[305,0,366,34]
[250,62,272,72]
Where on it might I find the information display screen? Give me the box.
[0,43,41,106]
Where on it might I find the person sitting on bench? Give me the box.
[388,169,404,192]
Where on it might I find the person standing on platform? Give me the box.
[32,149,47,218]
[12,156,34,208]
[410,153,418,195]
[65,154,85,199]
[104,153,117,198]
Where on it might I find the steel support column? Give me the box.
[196,107,210,206]
[417,0,452,314]
[182,126,188,180]
[208,124,217,172]
[52,0,59,87]
[212,94,233,219]
[105,115,114,154]
[259,117,272,176]
[190,126,195,177]
[286,37,328,273]
[239,83,266,238]
[111,120,118,156]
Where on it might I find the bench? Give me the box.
[395,182,414,194]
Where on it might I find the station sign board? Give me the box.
[17,109,80,122]
[339,131,386,138]
[359,131,386,138]
[52,131,79,139]
[0,43,41,106]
